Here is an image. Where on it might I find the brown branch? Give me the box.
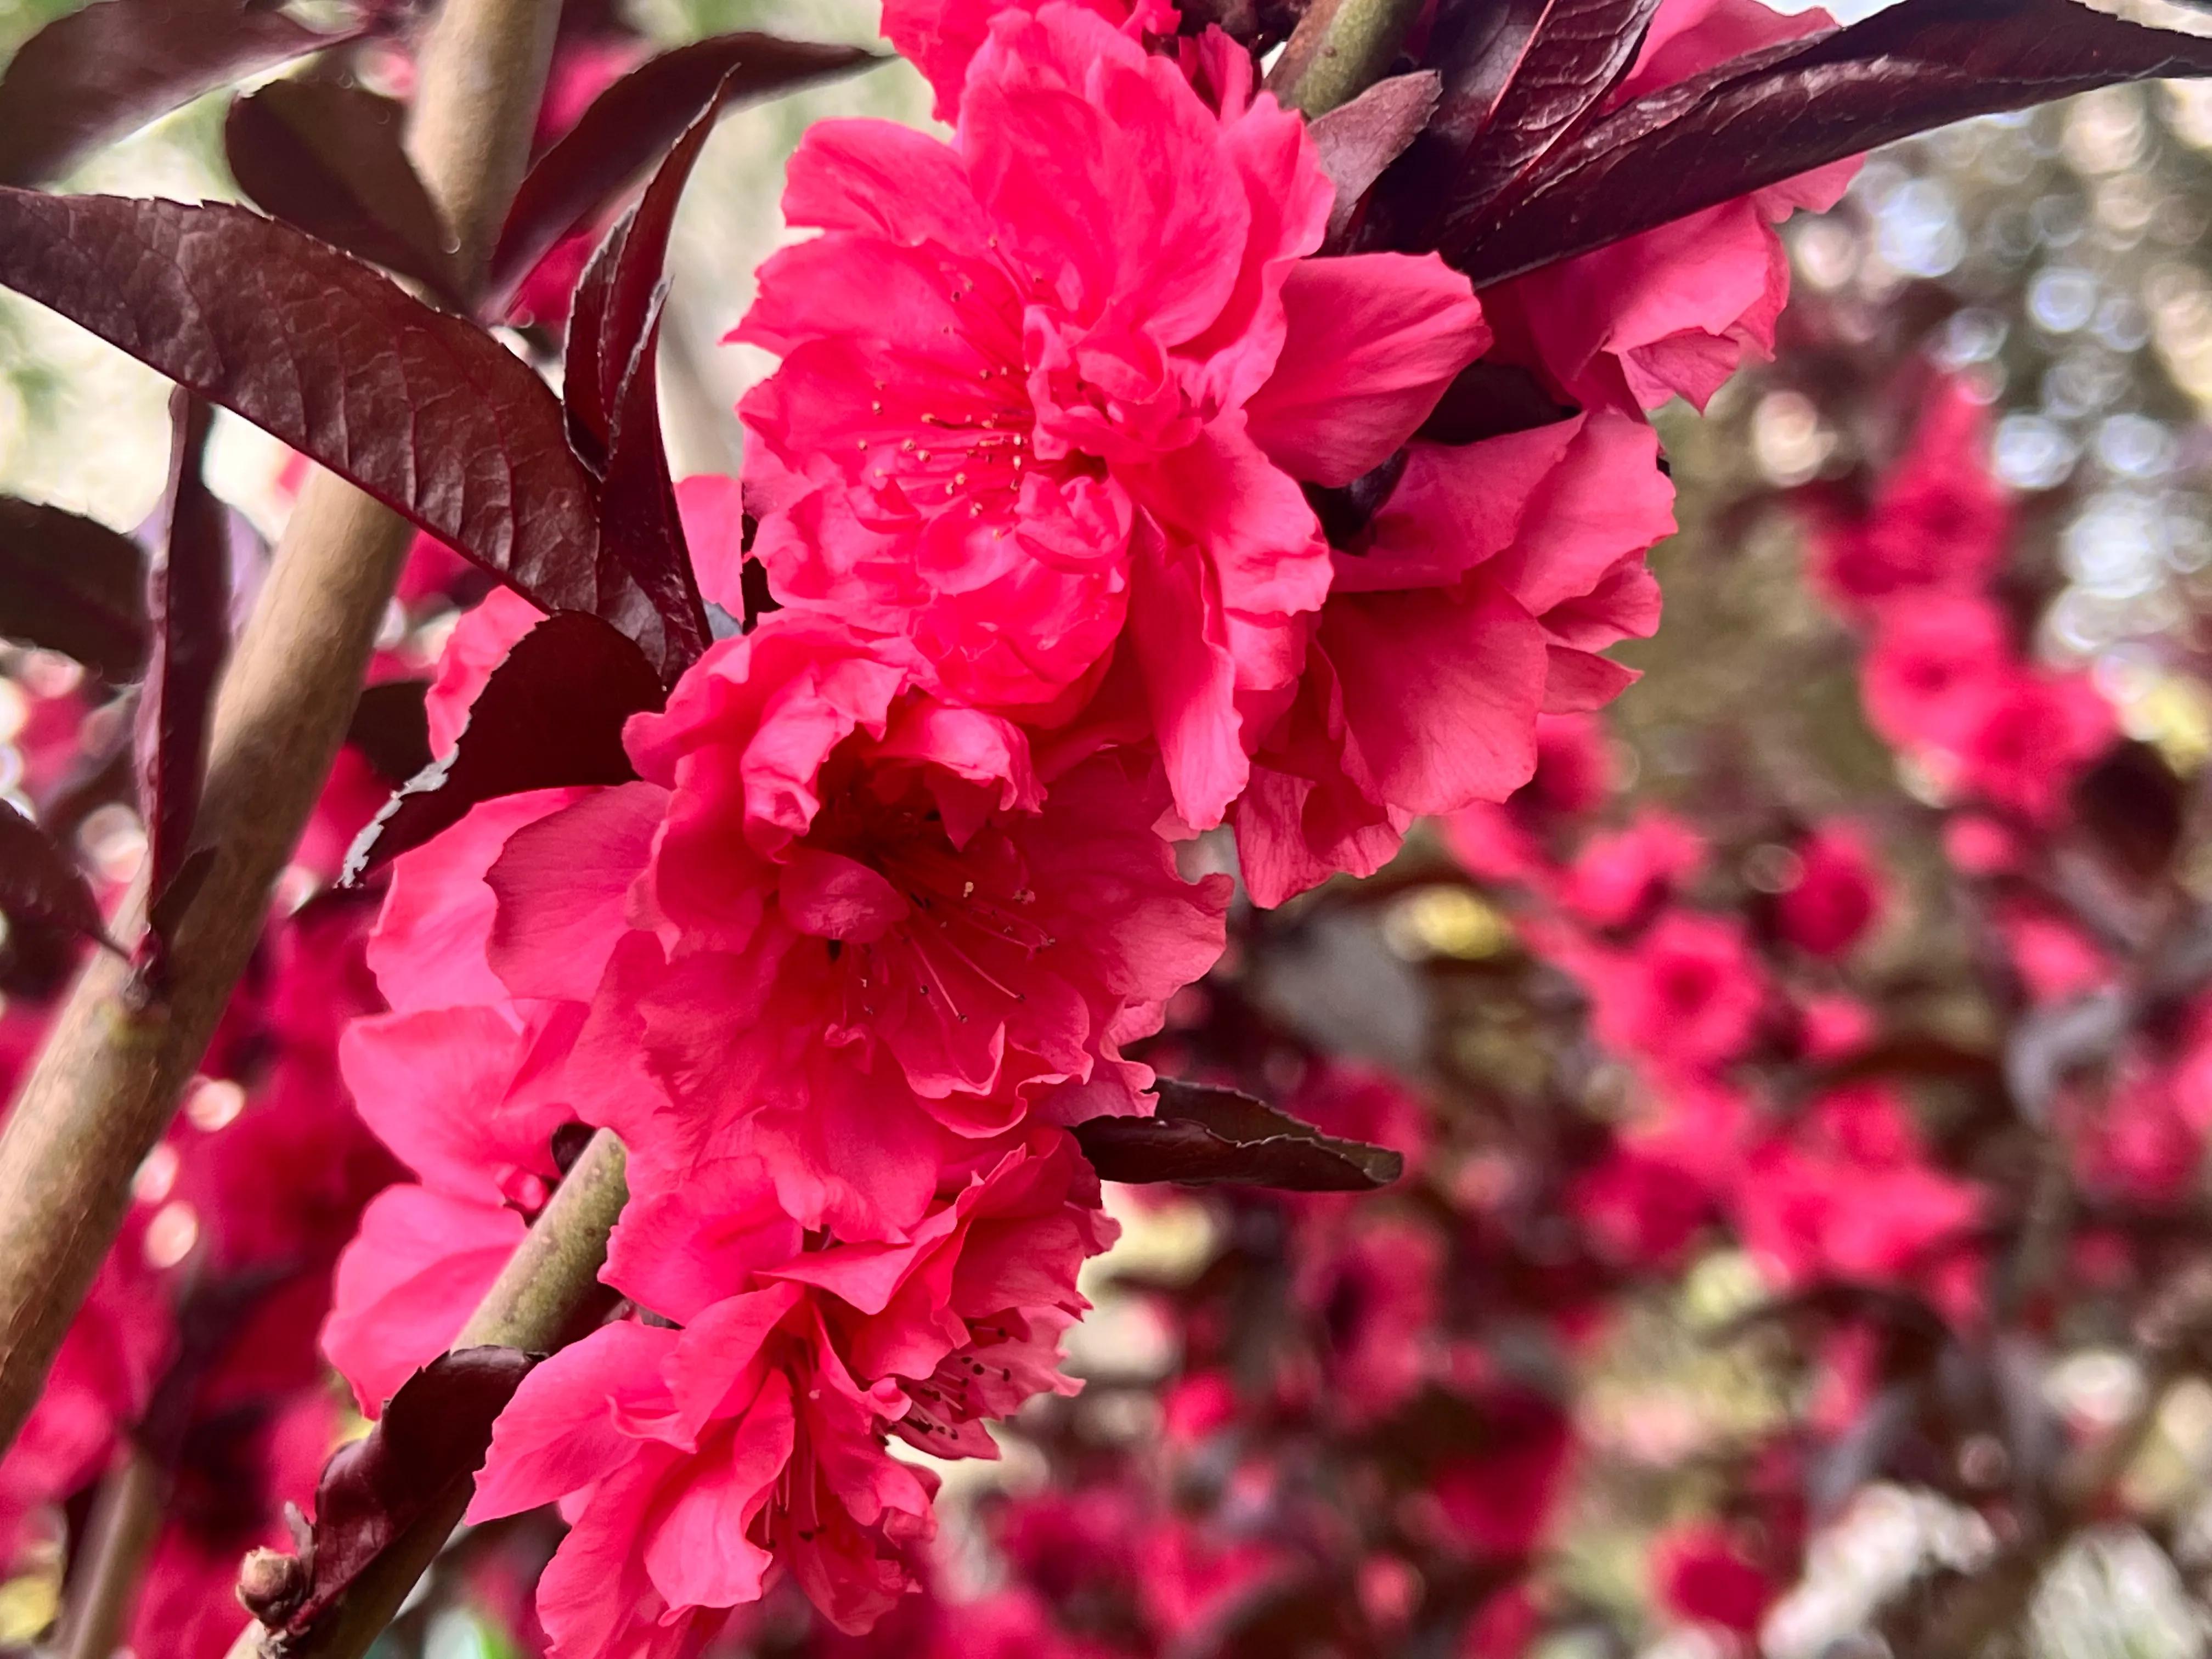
[224,1130,629,1659]
[0,0,562,1466]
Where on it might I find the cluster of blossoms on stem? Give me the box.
[458,371,2198,1659]
[311,0,1862,1645]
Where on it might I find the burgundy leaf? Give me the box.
[600,304,712,670]
[1417,0,1662,245]
[0,496,146,679]
[1451,0,2212,285]
[0,798,115,952]
[557,81,722,667]
[2070,740,2185,887]
[484,32,881,316]
[1310,70,1441,247]
[1073,1080,1405,1191]
[562,75,725,467]
[341,610,664,883]
[561,215,623,468]
[274,1347,536,1638]
[225,80,464,306]
[134,392,230,941]
[346,678,435,785]
[0,0,350,187]
[0,190,680,672]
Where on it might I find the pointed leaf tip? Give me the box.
[0,799,116,954]
[1074,1080,1406,1190]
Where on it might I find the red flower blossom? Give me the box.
[739,3,1485,828]
[1810,376,2008,612]
[493,613,1230,1240]
[1776,822,1886,958]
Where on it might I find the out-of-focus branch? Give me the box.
[226,1131,629,1659]
[1265,0,1424,115]
[0,0,562,1463]
[56,1444,165,1659]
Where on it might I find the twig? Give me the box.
[0,0,562,1463]
[1263,0,1425,115]
[224,1131,629,1659]
[55,1443,165,1659]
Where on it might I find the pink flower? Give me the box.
[1570,1147,1714,1267]
[1946,667,2113,821]
[1559,809,1704,930]
[1809,377,2008,612]
[1428,1392,1572,1560]
[882,0,1178,122]
[1575,911,1768,1073]
[323,789,613,1410]
[1993,898,2113,1003]
[516,613,1228,1240]
[426,586,545,754]
[471,1287,933,1654]
[1859,592,2011,752]
[1482,0,1856,413]
[1652,1522,1775,1635]
[1735,1091,1983,1297]
[472,1131,1114,1649]
[739,4,1486,827]
[1291,1209,1443,1421]
[1440,712,1615,882]
[1235,411,1670,905]
[1776,822,1886,958]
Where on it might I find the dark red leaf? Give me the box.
[224,80,464,306]
[600,304,711,669]
[0,0,350,187]
[1074,1080,1404,1191]
[278,1347,536,1637]
[134,392,230,941]
[1451,0,2212,285]
[0,190,678,673]
[0,798,115,952]
[484,32,881,317]
[559,81,723,667]
[563,76,725,467]
[1310,70,1440,247]
[2070,740,2185,887]
[0,496,146,679]
[346,679,434,785]
[1419,0,1660,246]
[341,610,664,883]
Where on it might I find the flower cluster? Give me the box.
[313,0,1857,1646]
[458,369,2188,1659]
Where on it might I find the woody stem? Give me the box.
[225,1131,629,1659]
[1265,0,1427,116]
